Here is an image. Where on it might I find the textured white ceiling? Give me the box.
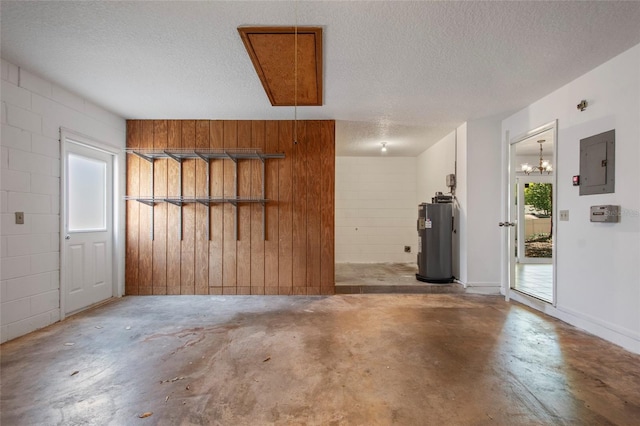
[2,1,640,156]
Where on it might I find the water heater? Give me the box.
[416,202,453,283]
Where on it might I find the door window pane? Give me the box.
[523,182,552,259]
[68,153,107,231]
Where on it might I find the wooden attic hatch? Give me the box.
[238,26,323,106]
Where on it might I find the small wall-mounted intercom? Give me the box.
[590,205,620,223]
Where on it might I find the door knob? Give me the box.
[498,222,505,227]
[65,235,71,240]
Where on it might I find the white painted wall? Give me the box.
[465,117,502,291]
[416,130,458,277]
[335,157,417,263]
[414,119,502,289]
[1,59,126,343]
[416,130,455,204]
[501,43,640,353]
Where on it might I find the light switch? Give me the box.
[15,212,24,224]
[559,210,569,221]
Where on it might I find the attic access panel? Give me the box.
[580,129,615,195]
[238,26,323,106]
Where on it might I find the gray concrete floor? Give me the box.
[2,294,640,425]
[336,263,464,294]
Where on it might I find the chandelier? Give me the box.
[521,140,552,174]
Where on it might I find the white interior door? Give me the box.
[505,122,557,305]
[64,141,114,314]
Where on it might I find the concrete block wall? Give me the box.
[335,157,417,263]
[1,59,126,343]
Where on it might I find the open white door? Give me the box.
[63,139,114,315]
[503,121,557,306]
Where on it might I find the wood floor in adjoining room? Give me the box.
[1,294,639,425]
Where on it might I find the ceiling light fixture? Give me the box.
[381,142,387,153]
[521,140,552,174]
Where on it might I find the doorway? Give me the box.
[62,134,116,316]
[508,122,557,304]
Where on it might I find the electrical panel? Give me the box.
[580,130,615,195]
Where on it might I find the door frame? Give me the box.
[60,128,124,320]
[504,120,558,306]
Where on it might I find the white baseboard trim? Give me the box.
[508,291,640,354]
[557,305,640,343]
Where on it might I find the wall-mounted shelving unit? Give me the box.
[125,148,285,240]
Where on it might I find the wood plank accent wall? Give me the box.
[125,120,335,295]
